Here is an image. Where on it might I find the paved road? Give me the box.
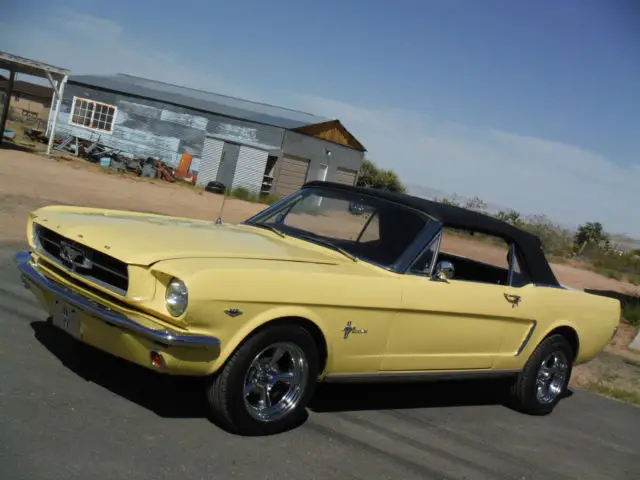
[0,243,638,480]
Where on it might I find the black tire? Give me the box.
[509,334,574,415]
[204,181,226,194]
[206,323,319,436]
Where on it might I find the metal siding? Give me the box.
[333,167,357,185]
[49,84,285,171]
[281,130,363,184]
[274,156,310,197]
[196,137,224,187]
[206,117,284,151]
[232,146,269,194]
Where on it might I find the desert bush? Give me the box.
[519,214,574,258]
[575,242,640,282]
[496,209,524,227]
[230,187,255,202]
[623,303,640,327]
[261,194,282,205]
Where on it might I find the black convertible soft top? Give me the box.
[303,181,560,286]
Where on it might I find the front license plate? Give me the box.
[51,298,82,340]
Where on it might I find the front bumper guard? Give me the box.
[15,251,220,350]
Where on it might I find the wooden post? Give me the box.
[0,70,15,146]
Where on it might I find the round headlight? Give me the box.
[165,278,188,317]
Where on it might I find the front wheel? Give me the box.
[509,334,573,415]
[205,324,319,436]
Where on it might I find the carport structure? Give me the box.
[0,51,69,155]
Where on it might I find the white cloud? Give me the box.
[0,11,253,99]
[1,10,638,236]
[288,94,639,233]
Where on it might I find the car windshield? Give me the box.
[246,187,433,268]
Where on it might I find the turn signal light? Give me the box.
[150,351,166,369]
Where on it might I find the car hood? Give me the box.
[32,208,342,267]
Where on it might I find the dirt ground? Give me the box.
[1,148,638,404]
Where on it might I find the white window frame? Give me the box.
[68,96,117,134]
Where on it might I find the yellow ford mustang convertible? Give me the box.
[16,181,620,435]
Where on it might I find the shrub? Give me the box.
[356,159,406,193]
[230,187,251,201]
[261,194,282,205]
[623,304,640,327]
[519,214,574,258]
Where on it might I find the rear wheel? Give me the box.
[206,324,319,436]
[510,334,573,415]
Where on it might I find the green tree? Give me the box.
[574,221,608,255]
[356,159,406,193]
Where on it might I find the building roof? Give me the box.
[303,181,560,286]
[68,73,330,130]
[0,51,69,82]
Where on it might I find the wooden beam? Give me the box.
[293,120,366,152]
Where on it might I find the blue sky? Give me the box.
[1,0,639,236]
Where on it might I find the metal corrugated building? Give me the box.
[48,73,366,197]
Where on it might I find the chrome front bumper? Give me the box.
[15,251,220,350]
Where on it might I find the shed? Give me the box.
[48,73,366,197]
[0,51,69,154]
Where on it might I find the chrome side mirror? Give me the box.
[433,260,455,281]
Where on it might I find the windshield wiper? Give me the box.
[248,223,286,238]
[298,234,358,262]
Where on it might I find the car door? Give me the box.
[380,233,538,372]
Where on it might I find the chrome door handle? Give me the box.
[504,293,521,307]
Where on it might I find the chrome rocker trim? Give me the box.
[15,251,220,350]
[323,369,521,383]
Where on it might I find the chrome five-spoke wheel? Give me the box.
[510,333,574,415]
[243,342,309,422]
[206,323,319,436]
[536,349,569,405]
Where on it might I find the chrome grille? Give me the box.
[34,224,129,295]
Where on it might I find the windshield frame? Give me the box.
[244,184,441,273]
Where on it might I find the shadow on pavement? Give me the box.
[30,320,209,419]
[309,379,514,413]
[0,142,38,153]
[30,319,575,432]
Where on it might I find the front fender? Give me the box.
[147,255,399,377]
[207,305,332,375]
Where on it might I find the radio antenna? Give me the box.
[215,188,228,225]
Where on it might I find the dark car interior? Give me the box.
[409,230,532,287]
[343,204,427,266]
[436,251,510,285]
[266,192,532,287]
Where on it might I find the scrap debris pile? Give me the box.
[24,128,197,184]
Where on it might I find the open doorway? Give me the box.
[260,154,278,196]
